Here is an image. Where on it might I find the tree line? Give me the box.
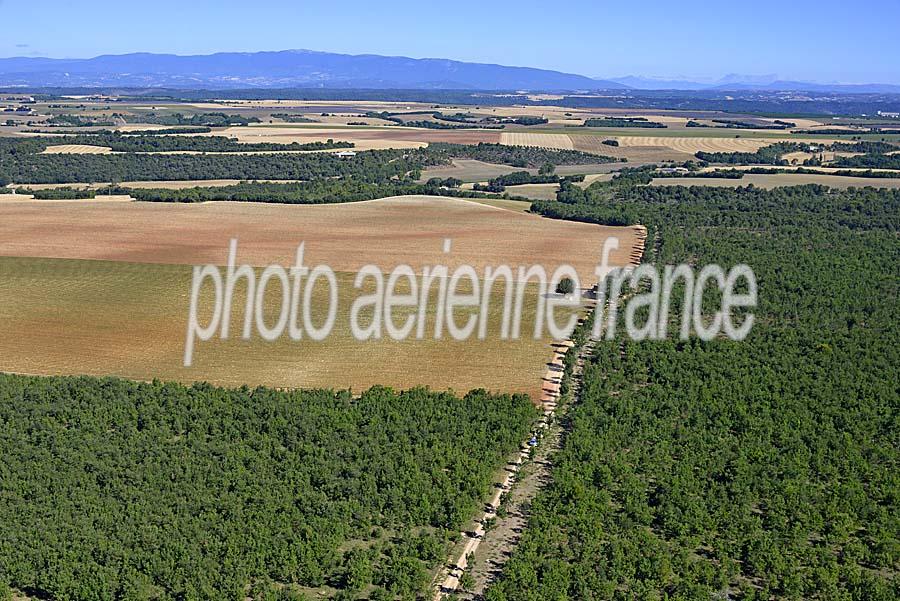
[16,131,354,153]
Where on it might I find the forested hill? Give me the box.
[485,183,900,599]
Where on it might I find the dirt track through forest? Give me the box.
[432,227,646,598]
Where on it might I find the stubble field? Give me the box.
[0,196,638,398]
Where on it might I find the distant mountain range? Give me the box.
[606,74,900,93]
[0,50,897,93]
[0,49,624,91]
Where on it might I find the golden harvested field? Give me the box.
[650,174,900,189]
[0,194,134,203]
[781,118,825,129]
[114,124,175,132]
[782,150,862,164]
[504,183,560,200]
[0,196,639,398]
[553,164,626,176]
[500,132,574,150]
[216,127,429,150]
[576,173,615,188]
[42,144,113,154]
[0,196,632,275]
[214,125,500,147]
[419,159,520,183]
[569,134,692,162]
[465,198,533,213]
[0,257,557,396]
[615,135,774,154]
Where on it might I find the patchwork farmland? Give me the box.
[1,76,899,601]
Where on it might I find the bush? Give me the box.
[556,277,575,295]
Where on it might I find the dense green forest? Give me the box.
[270,113,318,123]
[833,153,900,169]
[31,127,215,135]
[687,119,795,130]
[7,132,353,153]
[695,142,807,165]
[697,140,899,167]
[364,111,502,130]
[473,171,584,193]
[499,116,548,126]
[26,186,98,199]
[746,167,900,179]
[0,148,423,184]
[829,141,897,154]
[582,117,667,128]
[426,143,617,168]
[0,138,612,184]
[116,179,524,204]
[485,182,900,600]
[0,378,537,600]
[794,128,900,135]
[123,112,261,126]
[46,114,117,127]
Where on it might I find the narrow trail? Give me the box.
[431,311,596,600]
[431,226,646,600]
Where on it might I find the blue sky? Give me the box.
[1,0,898,83]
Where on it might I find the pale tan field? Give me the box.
[600,114,689,125]
[552,164,629,176]
[500,132,574,150]
[576,173,615,188]
[0,196,638,398]
[0,194,134,203]
[798,124,857,132]
[569,134,692,162]
[0,257,559,397]
[115,123,174,132]
[209,126,429,150]
[41,145,364,156]
[616,135,773,154]
[310,114,397,126]
[465,198,533,213]
[41,144,112,154]
[780,117,825,129]
[187,100,443,113]
[650,174,900,189]
[419,159,521,183]
[504,183,560,201]
[782,150,862,164]
[0,196,634,277]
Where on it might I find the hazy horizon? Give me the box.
[1,0,898,85]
